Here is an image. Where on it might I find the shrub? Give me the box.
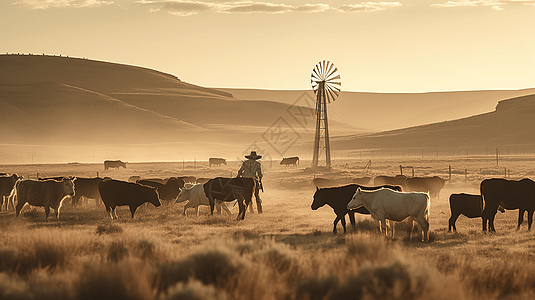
[95,224,123,235]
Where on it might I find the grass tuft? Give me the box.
[95,224,123,235]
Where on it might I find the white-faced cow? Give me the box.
[0,174,23,211]
[104,160,127,171]
[15,178,76,221]
[176,183,231,215]
[481,178,535,232]
[204,177,255,220]
[448,193,505,232]
[209,158,227,167]
[70,177,103,207]
[406,176,446,199]
[98,179,161,219]
[348,188,430,241]
[311,184,403,234]
[280,157,299,166]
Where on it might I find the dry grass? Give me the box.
[2,158,535,299]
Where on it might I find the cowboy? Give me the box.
[238,151,263,213]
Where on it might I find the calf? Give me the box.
[448,193,505,231]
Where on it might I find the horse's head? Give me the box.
[311,186,326,210]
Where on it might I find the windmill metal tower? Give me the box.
[311,60,341,169]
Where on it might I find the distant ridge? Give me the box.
[332,93,535,150]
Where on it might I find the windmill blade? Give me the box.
[310,60,341,103]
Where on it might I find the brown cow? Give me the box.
[374,175,408,191]
[104,160,127,170]
[15,178,76,220]
[0,174,23,211]
[406,176,446,199]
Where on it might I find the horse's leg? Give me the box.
[333,215,341,235]
[449,213,460,232]
[341,216,347,234]
[528,210,534,231]
[517,209,525,230]
[349,211,356,228]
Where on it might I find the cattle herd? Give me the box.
[312,174,535,241]
[0,167,257,221]
[1,167,535,241]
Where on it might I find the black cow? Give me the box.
[481,178,535,232]
[0,174,23,211]
[203,177,255,220]
[71,177,103,207]
[374,175,408,191]
[448,193,505,231]
[406,176,446,199]
[98,180,161,219]
[137,177,185,204]
[209,158,227,167]
[311,184,403,234]
[104,160,127,170]
[280,156,299,166]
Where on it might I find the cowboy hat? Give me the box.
[245,151,262,160]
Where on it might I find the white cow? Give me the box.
[348,188,430,241]
[176,183,231,216]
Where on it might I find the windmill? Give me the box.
[311,60,341,169]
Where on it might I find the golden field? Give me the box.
[1,156,535,300]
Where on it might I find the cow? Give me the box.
[373,175,408,191]
[406,176,446,199]
[15,178,76,221]
[176,183,231,215]
[481,178,535,232]
[448,193,505,232]
[203,177,255,220]
[196,178,210,184]
[0,174,23,211]
[348,188,430,241]
[352,177,371,185]
[71,177,103,207]
[137,177,185,204]
[280,156,299,166]
[98,179,161,219]
[104,160,127,170]
[209,158,227,167]
[311,184,403,234]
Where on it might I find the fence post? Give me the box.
[399,165,403,176]
[449,166,451,181]
[465,169,467,185]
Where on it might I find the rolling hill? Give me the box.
[220,88,535,132]
[332,93,535,152]
[0,55,323,163]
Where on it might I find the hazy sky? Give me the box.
[2,0,534,92]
